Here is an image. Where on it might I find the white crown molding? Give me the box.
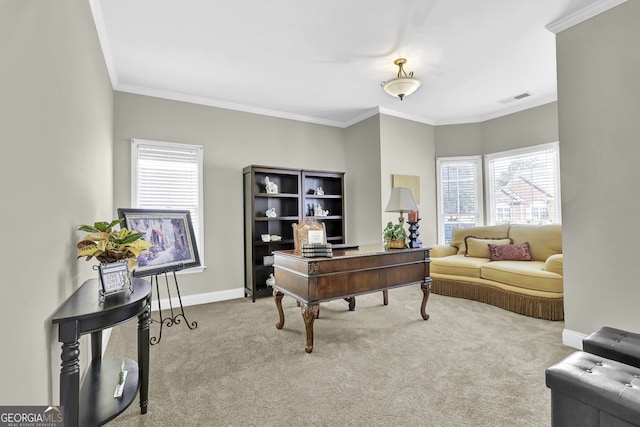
[377,106,436,126]
[340,107,382,128]
[546,0,628,33]
[430,94,558,126]
[88,0,118,89]
[115,83,351,128]
[116,82,558,129]
[480,94,558,122]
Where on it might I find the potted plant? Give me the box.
[77,219,153,270]
[383,221,407,249]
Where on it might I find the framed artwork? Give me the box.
[117,208,201,277]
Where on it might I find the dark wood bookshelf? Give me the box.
[243,166,346,301]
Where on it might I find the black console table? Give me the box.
[52,278,151,427]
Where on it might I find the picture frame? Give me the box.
[98,260,133,301]
[117,208,201,277]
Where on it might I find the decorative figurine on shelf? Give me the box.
[266,273,276,287]
[264,176,278,194]
[313,203,329,217]
[314,187,324,196]
[265,208,277,218]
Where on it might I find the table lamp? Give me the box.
[385,187,418,226]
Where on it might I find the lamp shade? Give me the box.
[385,187,418,213]
[382,77,421,100]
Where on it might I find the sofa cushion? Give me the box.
[430,255,491,279]
[450,224,511,255]
[508,224,562,262]
[488,242,533,261]
[430,245,458,258]
[481,261,563,293]
[544,254,563,276]
[465,236,512,258]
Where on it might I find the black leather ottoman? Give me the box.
[545,351,640,427]
[583,326,640,369]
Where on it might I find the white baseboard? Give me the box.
[103,288,245,350]
[150,287,245,312]
[563,328,586,350]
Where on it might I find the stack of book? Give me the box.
[302,243,333,258]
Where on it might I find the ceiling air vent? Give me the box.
[499,92,532,104]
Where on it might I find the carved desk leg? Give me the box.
[420,278,432,320]
[138,303,150,414]
[274,290,285,329]
[301,303,319,353]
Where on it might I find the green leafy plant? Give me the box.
[77,219,153,270]
[383,221,407,249]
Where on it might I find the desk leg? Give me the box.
[274,290,285,329]
[138,304,150,414]
[420,279,432,320]
[301,303,319,353]
[383,290,389,306]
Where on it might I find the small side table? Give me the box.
[52,278,151,427]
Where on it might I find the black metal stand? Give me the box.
[407,219,422,248]
[150,270,197,345]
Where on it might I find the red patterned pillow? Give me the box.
[488,242,533,261]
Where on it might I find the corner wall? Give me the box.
[344,115,383,245]
[379,115,437,246]
[0,0,114,404]
[556,1,640,338]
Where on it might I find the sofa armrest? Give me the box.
[544,253,563,276]
[431,245,458,258]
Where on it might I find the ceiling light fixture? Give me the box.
[381,58,421,100]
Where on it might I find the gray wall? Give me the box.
[435,102,559,158]
[482,102,559,154]
[556,1,640,339]
[0,0,114,404]
[435,122,483,157]
[114,92,347,297]
[379,115,437,245]
[344,115,383,245]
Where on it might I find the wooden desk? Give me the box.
[272,244,431,353]
[52,278,151,427]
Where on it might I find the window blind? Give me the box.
[132,139,204,259]
[436,156,483,244]
[484,142,560,225]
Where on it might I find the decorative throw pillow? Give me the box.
[488,242,533,261]
[464,236,512,258]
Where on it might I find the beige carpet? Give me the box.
[105,285,574,426]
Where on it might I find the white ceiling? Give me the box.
[91,0,617,127]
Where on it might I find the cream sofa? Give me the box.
[430,223,563,320]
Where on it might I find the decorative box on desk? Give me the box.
[52,277,151,427]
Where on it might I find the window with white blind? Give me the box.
[436,156,484,244]
[131,139,204,264]
[484,142,560,225]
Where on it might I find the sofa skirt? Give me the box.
[431,277,564,321]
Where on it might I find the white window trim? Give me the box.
[131,138,205,273]
[483,141,561,226]
[436,155,484,245]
